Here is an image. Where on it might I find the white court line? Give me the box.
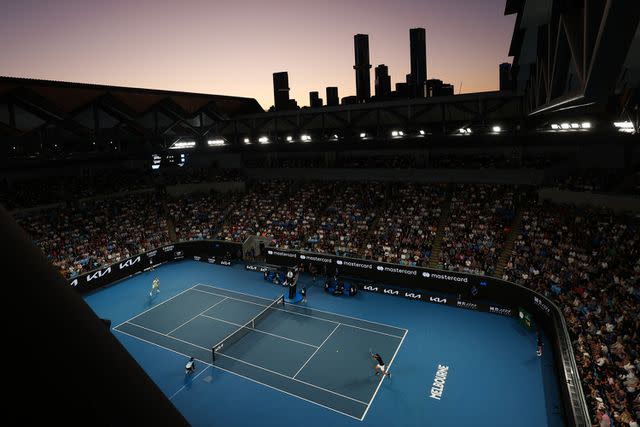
[121,320,366,405]
[192,286,404,339]
[215,352,369,405]
[196,283,407,333]
[113,285,197,329]
[113,328,364,421]
[294,323,341,378]
[200,314,318,348]
[169,365,210,400]
[124,321,212,351]
[167,297,229,335]
[360,329,409,421]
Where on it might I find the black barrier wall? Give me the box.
[263,247,591,427]
[66,241,590,427]
[69,240,242,293]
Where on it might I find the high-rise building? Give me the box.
[499,63,512,91]
[310,91,323,108]
[341,95,357,105]
[427,79,454,97]
[273,72,290,111]
[395,82,408,98]
[353,34,372,103]
[375,65,391,98]
[410,28,427,98]
[326,87,339,106]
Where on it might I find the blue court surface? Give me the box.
[85,260,565,427]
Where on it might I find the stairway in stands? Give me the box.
[428,186,453,269]
[494,208,524,278]
[161,196,178,242]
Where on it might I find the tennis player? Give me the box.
[185,357,196,374]
[150,277,160,297]
[372,353,391,377]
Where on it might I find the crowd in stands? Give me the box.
[429,154,519,169]
[337,155,420,168]
[241,153,567,170]
[158,167,242,185]
[261,181,336,249]
[271,158,324,168]
[556,169,626,193]
[0,170,154,210]
[215,180,290,242]
[440,184,516,276]
[365,183,445,266]
[6,171,639,425]
[15,193,170,279]
[309,182,386,257]
[503,203,639,426]
[167,192,233,241]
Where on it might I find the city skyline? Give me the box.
[0,0,515,110]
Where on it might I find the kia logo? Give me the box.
[429,297,447,304]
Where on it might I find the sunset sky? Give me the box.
[0,0,515,110]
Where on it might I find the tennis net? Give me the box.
[211,294,285,361]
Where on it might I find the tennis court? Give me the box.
[114,283,408,420]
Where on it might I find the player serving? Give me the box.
[371,351,391,377]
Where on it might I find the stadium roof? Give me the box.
[504,0,639,117]
[0,76,263,117]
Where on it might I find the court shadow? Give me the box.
[510,320,531,338]
[183,372,194,391]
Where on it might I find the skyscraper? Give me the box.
[273,72,290,111]
[427,79,454,97]
[353,34,372,103]
[310,91,323,108]
[410,28,427,98]
[375,65,391,99]
[499,63,512,91]
[326,87,339,106]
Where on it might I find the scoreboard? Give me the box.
[151,152,187,170]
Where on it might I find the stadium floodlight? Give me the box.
[151,164,160,170]
[360,132,367,138]
[613,121,634,129]
[466,128,472,134]
[419,130,425,135]
[570,123,580,129]
[243,138,251,144]
[581,122,591,129]
[492,126,501,133]
[207,139,226,147]
[286,136,293,142]
[170,140,196,149]
[391,130,399,137]
[399,130,404,136]
[560,123,570,130]
[551,124,560,130]
[258,136,270,144]
[458,128,467,134]
[333,134,339,139]
[301,134,311,142]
